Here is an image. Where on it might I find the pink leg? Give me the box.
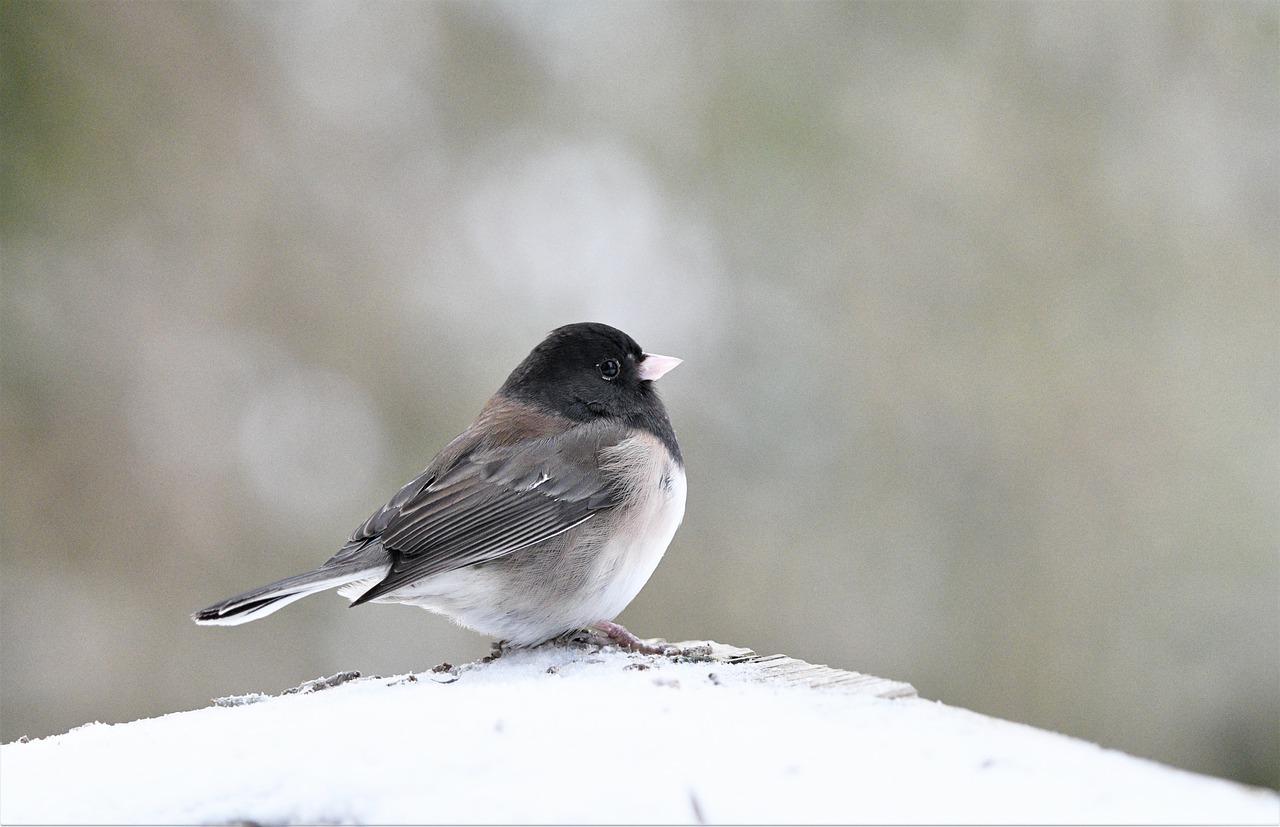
[592,620,677,655]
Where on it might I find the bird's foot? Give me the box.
[590,620,680,656]
[547,624,709,659]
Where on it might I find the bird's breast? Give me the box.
[584,434,687,622]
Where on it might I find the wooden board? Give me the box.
[676,641,918,700]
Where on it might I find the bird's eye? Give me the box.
[599,359,621,380]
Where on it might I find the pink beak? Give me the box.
[637,352,682,381]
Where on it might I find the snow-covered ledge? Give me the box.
[2,642,1276,825]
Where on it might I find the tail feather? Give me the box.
[192,565,384,627]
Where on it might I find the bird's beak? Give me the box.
[637,352,682,381]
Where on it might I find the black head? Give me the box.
[500,323,682,461]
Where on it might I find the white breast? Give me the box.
[583,450,687,626]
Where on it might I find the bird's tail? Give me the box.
[191,563,384,626]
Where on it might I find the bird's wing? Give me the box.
[344,420,628,605]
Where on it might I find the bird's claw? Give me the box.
[590,620,684,657]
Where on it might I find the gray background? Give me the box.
[2,1,1276,789]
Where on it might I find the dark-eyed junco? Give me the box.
[194,323,685,651]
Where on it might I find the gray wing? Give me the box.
[345,421,628,605]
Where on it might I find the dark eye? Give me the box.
[599,359,621,380]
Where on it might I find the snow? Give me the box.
[2,644,1276,825]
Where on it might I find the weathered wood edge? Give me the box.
[673,640,918,700]
[211,640,920,708]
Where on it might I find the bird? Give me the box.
[193,322,686,652]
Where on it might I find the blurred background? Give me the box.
[2,0,1276,789]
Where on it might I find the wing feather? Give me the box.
[347,420,627,605]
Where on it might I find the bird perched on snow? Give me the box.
[194,322,686,652]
